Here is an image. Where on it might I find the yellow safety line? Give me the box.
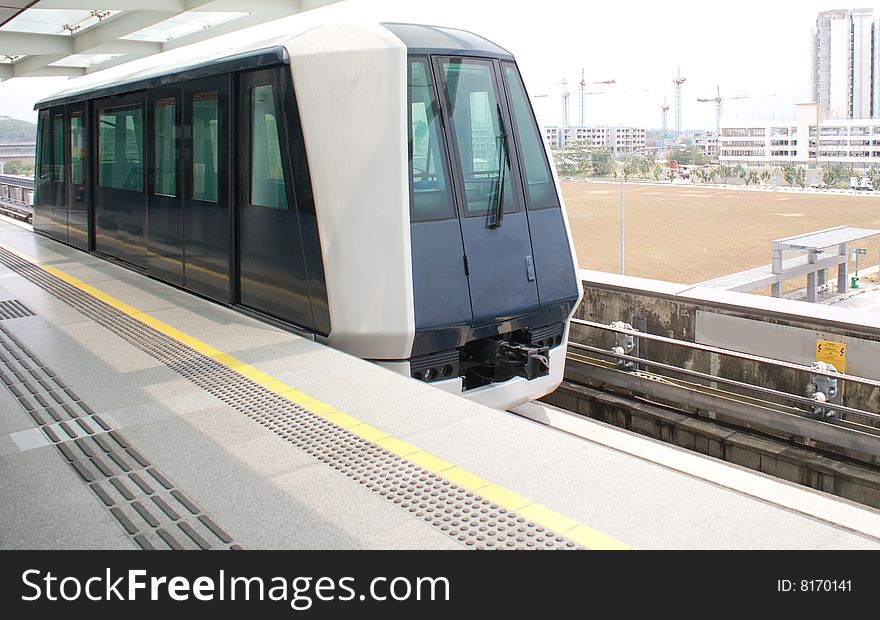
[2,240,631,550]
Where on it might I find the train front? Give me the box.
[287,21,581,411]
[389,23,582,409]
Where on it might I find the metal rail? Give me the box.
[570,317,880,390]
[0,200,32,223]
[568,342,880,427]
[566,317,880,457]
[0,174,34,190]
[564,353,880,459]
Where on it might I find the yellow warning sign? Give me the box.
[816,339,846,372]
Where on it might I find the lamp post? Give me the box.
[618,143,686,275]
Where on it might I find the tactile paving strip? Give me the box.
[0,322,238,550]
[0,246,580,550]
[0,299,34,319]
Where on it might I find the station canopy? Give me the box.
[0,0,341,81]
[774,226,880,252]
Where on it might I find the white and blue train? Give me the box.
[32,20,582,410]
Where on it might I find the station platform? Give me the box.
[1,218,879,550]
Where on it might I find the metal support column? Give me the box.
[771,241,783,297]
[807,250,819,303]
[838,242,848,293]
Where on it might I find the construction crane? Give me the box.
[579,70,586,126]
[533,78,606,129]
[697,86,778,133]
[561,79,570,134]
[696,85,723,133]
[578,70,616,126]
[661,97,670,142]
[672,67,686,137]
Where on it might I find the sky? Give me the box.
[2,0,880,130]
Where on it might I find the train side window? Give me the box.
[98,105,144,191]
[52,114,65,183]
[192,92,219,203]
[36,110,51,186]
[70,112,84,185]
[503,63,559,209]
[249,83,287,210]
[154,98,176,197]
[408,57,454,221]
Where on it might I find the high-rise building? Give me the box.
[811,9,875,119]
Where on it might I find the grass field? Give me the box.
[561,181,880,285]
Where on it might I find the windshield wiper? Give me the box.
[489,102,509,229]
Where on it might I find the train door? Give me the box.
[48,107,67,241]
[67,103,89,250]
[433,56,539,325]
[147,86,184,285]
[182,76,231,301]
[235,68,313,328]
[93,92,148,267]
[34,109,51,234]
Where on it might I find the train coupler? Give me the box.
[467,339,550,380]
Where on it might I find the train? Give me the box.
[31,19,582,410]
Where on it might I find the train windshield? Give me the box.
[407,56,557,222]
[501,62,559,209]
[408,58,455,221]
[436,57,518,220]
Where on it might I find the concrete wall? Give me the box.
[545,381,880,509]
[572,270,880,421]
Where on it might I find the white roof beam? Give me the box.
[161,2,303,52]
[0,31,73,55]
[302,0,340,10]
[0,50,57,80]
[35,0,186,10]
[86,40,161,55]
[85,53,152,74]
[12,54,67,75]
[181,0,293,11]
[17,65,84,78]
[72,10,178,54]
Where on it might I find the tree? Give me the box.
[666,144,709,167]
[747,170,759,186]
[819,163,852,188]
[590,149,614,177]
[760,169,771,184]
[551,142,593,177]
[623,154,652,180]
[780,163,797,186]
[3,159,33,176]
[0,116,37,143]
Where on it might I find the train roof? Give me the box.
[381,23,512,59]
[35,20,513,109]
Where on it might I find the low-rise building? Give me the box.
[544,125,646,157]
[692,131,719,157]
[719,103,880,169]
